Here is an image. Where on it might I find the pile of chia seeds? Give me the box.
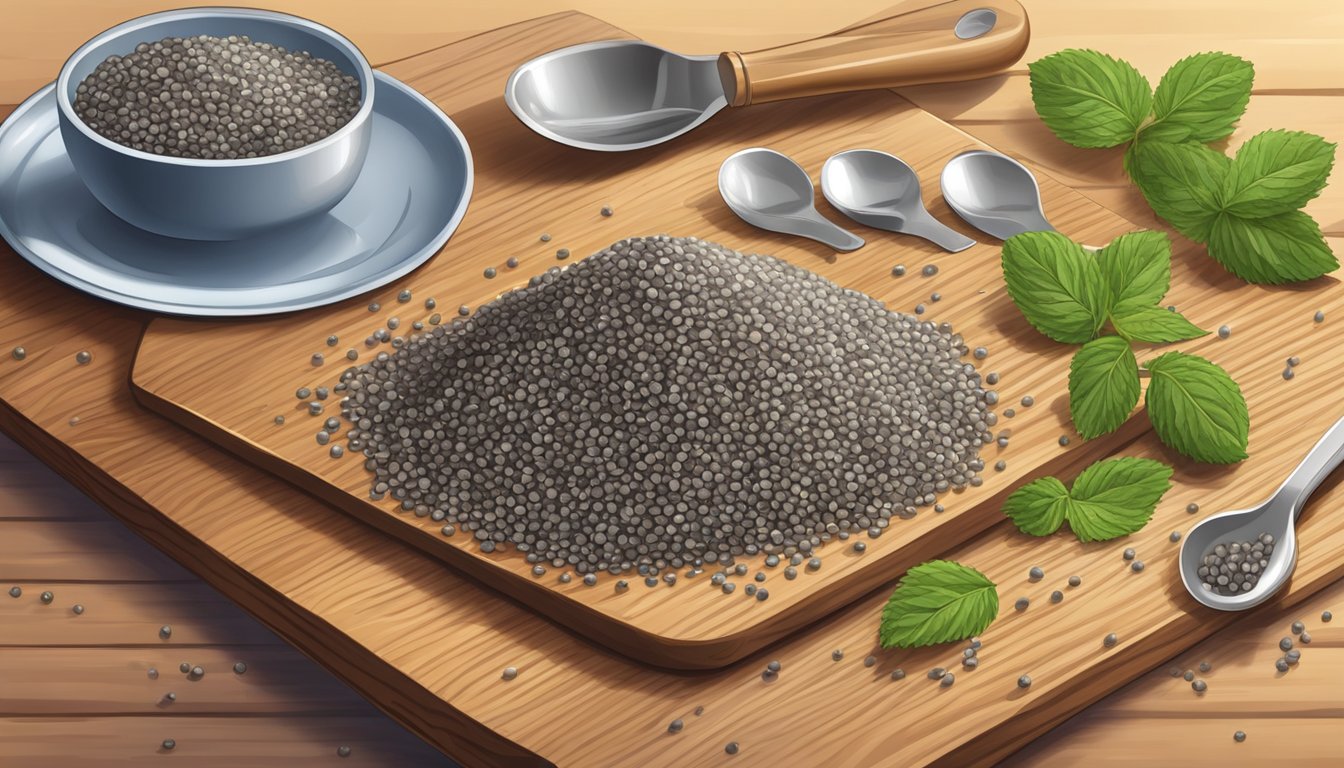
[73,34,360,159]
[1199,532,1273,595]
[340,236,993,575]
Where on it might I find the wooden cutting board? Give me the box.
[129,12,1141,669]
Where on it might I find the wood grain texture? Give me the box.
[0,716,449,767]
[0,2,1339,766]
[1008,579,1344,765]
[131,12,1140,671]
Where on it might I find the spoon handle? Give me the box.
[1274,414,1344,518]
[792,215,866,252]
[718,0,1029,107]
[902,211,977,253]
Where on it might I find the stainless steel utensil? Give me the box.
[940,149,1054,240]
[1179,416,1344,611]
[505,1,1030,151]
[719,148,863,252]
[821,149,975,252]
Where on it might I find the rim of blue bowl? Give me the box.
[55,6,376,167]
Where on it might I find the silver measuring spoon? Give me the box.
[821,150,975,252]
[1179,415,1344,611]
[940,149,1054,240]
[719,148,864,252]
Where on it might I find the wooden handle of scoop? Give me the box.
[716,0,1030,107]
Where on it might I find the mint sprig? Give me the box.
[1003,457,1173,542]
[1029,48,1337,284]
[1003,230,1248,463]
[879,560,998,648]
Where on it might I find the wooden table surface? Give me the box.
[0,1,1339,765]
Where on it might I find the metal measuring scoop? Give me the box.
[821,150,975,252]
[719,148,864,252]
[1179,416,1344,611]
[940,150,1054,239]
[505,1,1031,151]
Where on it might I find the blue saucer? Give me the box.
[0,71,472,316]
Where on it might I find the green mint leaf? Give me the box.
[1065,458,1173,542]
[1129,140,1230,242]
[1002,231,1110,344]
[879,560,998,648]
[1144,52,1253,144]
[1206,210,1339,284]
[1069,337,1140,439]
[1029,49,1153,148]
[1096,230,1172,314]
[1221,130,1337,218]
[1144,351,1249,463]
[1002,477,1071,536]
[1111,305,1209,343]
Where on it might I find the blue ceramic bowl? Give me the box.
[56,7,374,241]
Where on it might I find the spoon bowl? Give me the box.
[821,149,975,252]
[940,149,1054,240]
[1180,415,1344,610]
[719,148,864,252]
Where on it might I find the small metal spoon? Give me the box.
[719,148,864,252]
[821,150,975,252]
[1179,415,1344,611]
[940,149,1054,240]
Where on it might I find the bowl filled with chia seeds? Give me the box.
[56,7,374,240]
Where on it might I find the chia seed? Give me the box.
[1201,532,1273,595]
[74,34,360,159]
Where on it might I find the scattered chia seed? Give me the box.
[346,349,358,361]
[412,321,424,331]
[1104,633,1118,648]
[428,314,442,326]
[1170,531,1182,542]
[940,673,956,687]
[986,372,999,385]
[1187,503,1199,514]
[329,445,344,459]
[864,655,877,668]
[1020,396,1034,407]
[668,719,684,733]
[1192,679,1207,693]
[1276,658,1290,672]
[1218,325,1231,339]
[161,739,175,751]
[1287,356,1301,367]
[1003,408,1015,418]
[615,579,628,592]
[832,649,844,662]
[1184,670,1195,681]
[601,206,614,217]
[326,335,339,347]
[891,669,906,680]
[164,692,176,702]
[311,353,324,367]
[744,584,756,596]
[922,264,938,277]
[1234,730,1246,742]
[1029,566,1044,581]
[783,567,797,579]
[337,746,352,758]
[583,573,597,587]
[506,257,519,269]
[1292,620,1305,634]
[8,586,19,598]
[928,667,946,679]
[1280,636,1294,651]
[1300,631,1312,644]
[931,292,942,302]
[369,303,380,312]
[398,290,412,304]
[1131,560,1145,572]
[308,402,323,415]
[556,248,570,260]
[962,657,979,670]
[1315,310,1325,323]
[1199,661,1211,673]
[973,346,988,360]
[1050,590,1063,603]
[1015,597,1029,611]
[1017,674,1032,688]
[914,304,926,315]
[1283,368,1295,380]
[1286,649,1300,664]
[725,742,739,755]
[995,460,1006,472]
[540,233,552,242]
[891,265,907,277]
[501,666,518,681]
[191,665,204,678]
[40,591,53,604]
[1059,436,1070,446]
[233,662,247,674]
[808,558,823,571]
[11,346,25,360]
[853,541,866,553]
[75,350,91,365]
[387,317,400,330]
[484,267,497,279]
[148,667,159,679]
[72,604,84,615]
[1123,548,1136,561]
[1068,575,1081,587]
[1324,611,1333,622]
